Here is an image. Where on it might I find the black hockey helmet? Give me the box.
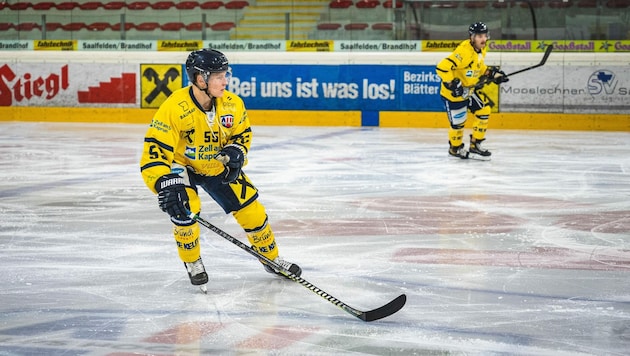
[468,22,489,37]
[185,48,230,84]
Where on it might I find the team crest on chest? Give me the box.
[220,114,234,128]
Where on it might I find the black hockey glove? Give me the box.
[216,144,245,184]
[445,78,464,97]
[488,66,509,84]
[155,173,192,224]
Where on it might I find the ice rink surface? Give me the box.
[1,121,629,356]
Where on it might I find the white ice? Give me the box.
[0,122,629,355]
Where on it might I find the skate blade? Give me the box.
[199,285,208,294]
[468,153,491,161]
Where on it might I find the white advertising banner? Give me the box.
[499,65,630,114]
[0,62,140,107]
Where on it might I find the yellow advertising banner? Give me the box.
[286,40,333,52]
[34,40,77,51]
[140,64,184,108]
[423,40,630,52]
[157,40,203,52]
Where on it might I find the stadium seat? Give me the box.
[55,1,80,10]
[225,0,249,9]
[111,22,135,31]
[0,23,14,31]
[200,1,224,9]
[32,2,56,10]
[103,1,126,9]
[161,22,186,31]
[356,0,380,8]
[79,1,103,9]
[329,0,353,9]
[135,22,160,31]
[464,1,488,8]
[519,0,544,8]
[344,23,369,30]
[547,0,572,8]
[383,0,403,8]
[211,22,236,30]
[372,22,392,30]
[15,22,41,31]
[62,22,87,31]
[423,1,458,8]
[606,0,630,7]
[127,1,151,10]
[9,2,32,10]
[185,22,211,30]
[45,22,64,31]
[87,22,111,31]
[317,23,342,30]
[151,1,175,9]
[176,1,200,9]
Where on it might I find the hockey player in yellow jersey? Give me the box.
[140,49,301,291]
[436,22,509,160]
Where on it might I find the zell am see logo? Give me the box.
[587,70,617,96]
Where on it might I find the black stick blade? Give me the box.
[540,44,553,66]
[359,294,406,322]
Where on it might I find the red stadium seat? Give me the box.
[344,23,369,30]
[55,1,80,10]
[176,1,199,9]
[45,22,64,31]
[161,22,186,31]
[225,0,248,9]
[127,1,151,10]
[135,22,160,31]
[317,23,342,30]
[492,1,514,8]
[329,0,353,8]
[151,1,175,9]
[185,22,211,31]
[356,0,380,8]
[15,22,41,31]
[103,1,126,9]
[87,22,111,31]
[383,0,403,8]
[62,22,87,31]
[79,1,103,9]
[0,23,14,31]
[9,2,32,10]
[200,1,224,9]
[372,22,392,30]
[548,0,573,8]
[111,22,135,31]
[464,1,488,8]
[32,2,56,10]
[211,22,236,30]
[519,0,544,8]
[606,0,630,7]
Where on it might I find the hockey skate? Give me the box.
[263,256,302,278]
[184,257,209,293]
[469,136,491,161]
[448,142,469,159]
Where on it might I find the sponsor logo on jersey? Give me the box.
[220,114,234,128]
[185,146,196,159]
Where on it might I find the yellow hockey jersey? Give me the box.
[436,39,489,102]
[140,86,251,193]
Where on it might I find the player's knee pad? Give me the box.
[173,223,201,263]
[232,200,267,230]
[444,100,468,129]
